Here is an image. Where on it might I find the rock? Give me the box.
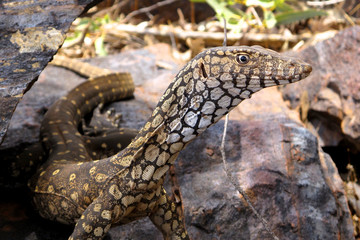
[0,0,103,144]
[346,181,360,218]
[178,118,354,240]
[346,181,360,236]
[281,26,360,151]
[107,118,354,240]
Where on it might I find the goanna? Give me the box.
[29,46,312,240]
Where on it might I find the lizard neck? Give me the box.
[111,59,247,185]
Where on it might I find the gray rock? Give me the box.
[0,0,103,144]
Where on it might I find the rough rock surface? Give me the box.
[282,26,360,151]
[183,119,353,240]
[0,0,103,144]
[0,43,354,239]
[108,118,353,240]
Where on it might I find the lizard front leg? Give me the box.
[150,187,190,240]
[68,195,114,240]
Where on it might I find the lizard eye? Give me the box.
[236,54,249,64]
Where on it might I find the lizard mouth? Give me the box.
[290,59,312,78]
[272,61,312,83]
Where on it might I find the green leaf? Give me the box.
[206,0,243,18]
[205,0,244,32]
[63,32,81,45]
[95,35,107,57]
[264,10,276,28]
[77,18,91,26]
[275,9,327,25]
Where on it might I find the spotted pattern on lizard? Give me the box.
[50,55,139,160]
[29,46,312,240]
[0,57,138,189]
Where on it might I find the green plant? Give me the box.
[64,14,112,56]
[191,0,327,32]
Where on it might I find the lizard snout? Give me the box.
[302,63,312,76]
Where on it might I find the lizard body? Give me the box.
[29,46,312,240]
[48,55,139,159]
[0,57,137,188]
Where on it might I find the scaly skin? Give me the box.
[0,56,137,188]
[29,46,312,240]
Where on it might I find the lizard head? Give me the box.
[192,45,312,96]
[149,46,312,144]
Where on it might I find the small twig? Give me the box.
[222,18,227,47]
[123,0,180,23]
[62,23,90,49]
[220,18,279,240]
[169,165,185,218]
[248,6,263,26]
[92,0,130,18]
[349,3,360,16]
[220,115,279,240]
[190,1,195,28]
[306,0,344,7]
[104,23,307,43]
[169,30,177,50]
[177,8,186,29]
[340,8,356,26]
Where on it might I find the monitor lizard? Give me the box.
[29,46,312,240]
